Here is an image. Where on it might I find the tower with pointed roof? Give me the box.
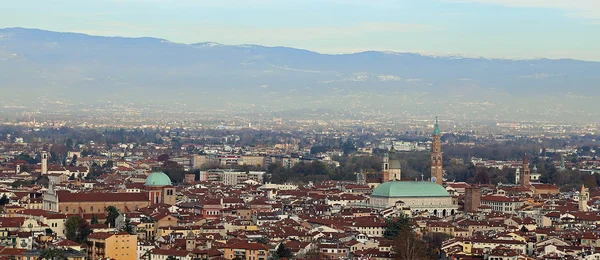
[431,117,443,185]
[520,154,530,188]
[579,184,589,212]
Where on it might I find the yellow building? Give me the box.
[223,241,269,260]
[240,156,265,167]
[87,232,137,260]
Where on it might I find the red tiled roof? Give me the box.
[57,191,148,202]
[223,241,269,250]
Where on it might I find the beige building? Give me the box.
[240,156,265,167]
[87,232,137,260]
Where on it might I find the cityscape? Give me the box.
[1,1,600,260]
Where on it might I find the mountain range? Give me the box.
[1,27,599,121]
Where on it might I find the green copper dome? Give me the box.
[372,181,449,197]
[145,171,172,186]
[433,117,441,135]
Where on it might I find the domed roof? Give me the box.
[145,171,172,187]
[372,181,449,197]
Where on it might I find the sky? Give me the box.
[1,0,599,60]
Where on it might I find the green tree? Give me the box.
[0,194,9,205]
[65,216,91,243]
[39,248,68,260]
[35,175,50,187]
[90,214,99,225]
[254,237,269,244]
[105,160,114,169]
[105,206,120,227]
[124,218,135,235]
[273,243,292,259]
[383,215,412,239]
[65,138,74,150]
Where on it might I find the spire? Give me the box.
[523,154,528,165]
[581,184,586,194]
[433,117,441,135]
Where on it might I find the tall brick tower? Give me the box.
[579,184,589,212]
[520,154,530,188]
[464,186,481,212]
[431,117,443,185]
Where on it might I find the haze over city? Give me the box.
[1,1,600,260]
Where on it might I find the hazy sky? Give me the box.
[1,0,599,60]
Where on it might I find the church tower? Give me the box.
[579,184,589,212]
[383,146,401,182]
[431,118,443,185]
[382,151,390,173]
[41,151,48,175]
[520,154,530,187]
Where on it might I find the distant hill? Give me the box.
[1,27,599,120]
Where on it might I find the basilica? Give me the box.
[369,118,458,217]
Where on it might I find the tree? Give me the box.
[384,215,412,239]
[65,216,91,243]
[157,154,170,162]
[383,215,428,260]
[274,244,292,259]
[254,237,269,244]
[65,138,74,150]
[70,154,78,166]
[35,175,50,187]
[39,248,68,260]
[105,160,114,169]
[90,214,99,225]
[423,232,453,259]
[0,194,9,205]
[105,206,120,227]
[124,218,135,235]
[392,228,428,260]
[520,225,529,232]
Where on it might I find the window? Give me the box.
[90,206,94,211]
[65,206,69,212]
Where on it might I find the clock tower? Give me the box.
[431,117,443,185]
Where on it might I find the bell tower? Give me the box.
[520,154,530,188]
[579,184,589,212]
[431,117,443,185]
[383,152,389,172]
[41,151,49,175]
